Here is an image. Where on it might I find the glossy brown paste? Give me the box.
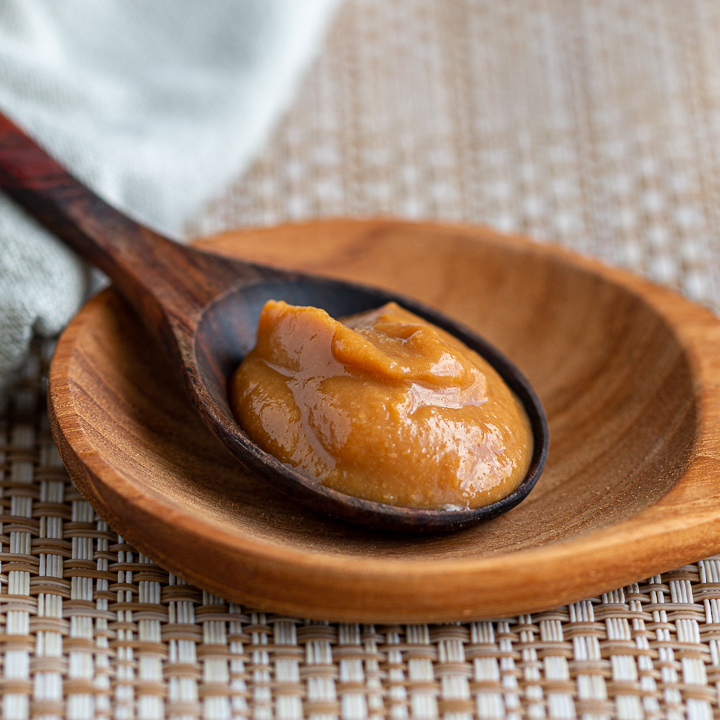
[229,300,532,509]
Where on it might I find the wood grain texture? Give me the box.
[48,219,720,622]
[0,114,247,325]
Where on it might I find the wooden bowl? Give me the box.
[48,219,720,622]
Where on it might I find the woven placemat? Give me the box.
[5,0,720,718]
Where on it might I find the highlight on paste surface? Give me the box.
[229,300,533,509]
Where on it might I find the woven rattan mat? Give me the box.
[5,1,720,718]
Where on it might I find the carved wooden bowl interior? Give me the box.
[48,220,720,622]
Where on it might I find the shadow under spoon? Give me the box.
[0,113,548,532]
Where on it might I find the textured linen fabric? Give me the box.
[0,0,340,407]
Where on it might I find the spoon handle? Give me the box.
[0,112,251,326]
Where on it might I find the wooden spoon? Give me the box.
[0,113,548,532]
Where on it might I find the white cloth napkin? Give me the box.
[0,0,340,406]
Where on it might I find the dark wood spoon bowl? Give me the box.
[0,113,548,531]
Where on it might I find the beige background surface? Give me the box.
[5,1,720,718]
